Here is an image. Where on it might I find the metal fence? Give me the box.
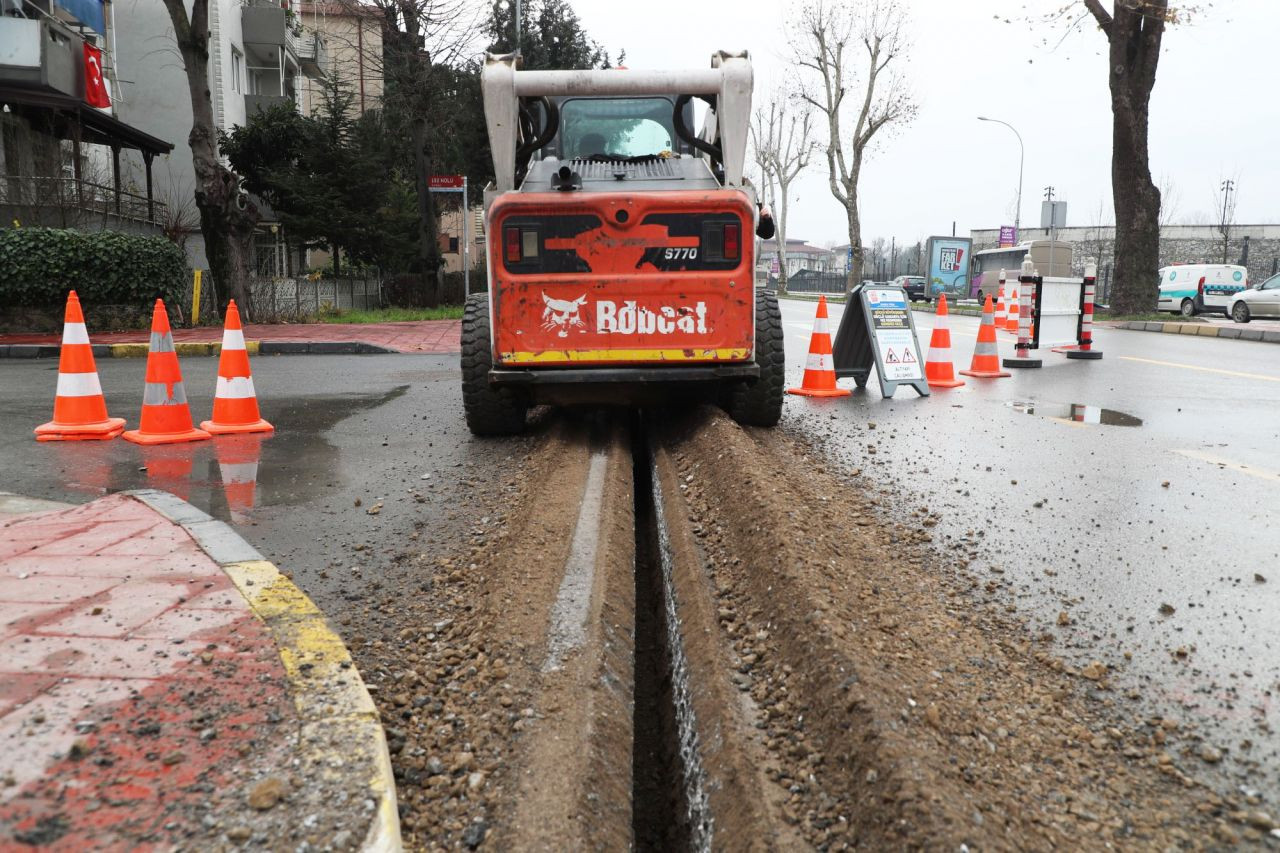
[780,273,850,295]
[247,275,382,322]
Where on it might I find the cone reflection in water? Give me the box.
[201,299,273,435]
[924,294,964,389]
[216,434,263,521]
[140,445,194,502]
[960,295,1011,379]
[122,299,211,445]
[34,290,125,441]
[787,295,851,398]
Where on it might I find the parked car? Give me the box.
[1157,263,1248,317]
[893,275,928,302]
[1229,273,1280,323]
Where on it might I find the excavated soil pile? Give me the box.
[658,407,1263,849]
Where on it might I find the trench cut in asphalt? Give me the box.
[543,449,609,672]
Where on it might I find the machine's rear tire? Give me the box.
[461,294,528,436]
[725,289,784,427]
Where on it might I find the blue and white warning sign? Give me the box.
[830,284,931,398]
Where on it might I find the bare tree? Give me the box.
[793,0,915,289]
[749,91,815,293]
[1156,173,1179,228]
[1215,174,1239,264]
[160,0,259,316]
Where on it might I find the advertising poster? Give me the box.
[999,226,1017,247]
[925,236,973,300]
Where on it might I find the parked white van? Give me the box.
[1157,264,1248,317]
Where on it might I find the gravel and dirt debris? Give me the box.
[657,407,1273,850]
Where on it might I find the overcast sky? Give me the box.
[568,0,1276,248]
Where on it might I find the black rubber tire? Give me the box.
[1180,298,1197,318]
[461,293,528,436]
[725,289,785,427]
[1232,301,1251,324]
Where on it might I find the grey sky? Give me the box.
[569,0,1277,248]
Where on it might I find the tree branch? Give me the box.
[1083,0,1113,34]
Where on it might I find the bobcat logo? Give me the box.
[541,292,587,338]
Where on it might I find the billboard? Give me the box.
[924,236,973,300]
[999,225,1017,247]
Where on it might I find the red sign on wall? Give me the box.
[428,175,464,189]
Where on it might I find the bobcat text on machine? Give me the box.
[461,50,783,435]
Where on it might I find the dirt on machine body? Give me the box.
[462,51,784,435]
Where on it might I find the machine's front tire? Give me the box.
[725,289,785,427]
[461,294,528,436]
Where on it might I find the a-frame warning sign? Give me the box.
[831,285,930,398]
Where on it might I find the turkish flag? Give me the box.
[83,43,110,108]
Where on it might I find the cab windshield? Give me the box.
[559,97,676,159]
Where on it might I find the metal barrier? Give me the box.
[780,274,849,295]
[248,276,382,322]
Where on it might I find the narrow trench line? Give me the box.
[630,413,709,852]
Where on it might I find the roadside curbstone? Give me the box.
[124,488,402,852]
[1105,320,1278,344]
[1218,328,1241,339]
[260,341,309,355]
[1263,331,1280,344]
[1240,329,1263,341]
[109,342,150,358]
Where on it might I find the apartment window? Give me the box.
[231,48,244,94]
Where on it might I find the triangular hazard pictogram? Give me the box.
[901,347,917,363]
[885,348,900,364]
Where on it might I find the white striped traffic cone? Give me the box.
[787,295,850,398]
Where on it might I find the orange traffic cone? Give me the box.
[787,295,851,398]
[35,291,126,442]
[924,294,965,389]
[960,295,1011,379]
[200,300,272,435]
[1004,282,1020,334]
[122,300,211,445]
[994,278,1008,330]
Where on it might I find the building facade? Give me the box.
[758,237,839,277]
[971,224,1280,287]
[1,0,173,235]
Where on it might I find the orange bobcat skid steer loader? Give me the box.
[462,51,783,435]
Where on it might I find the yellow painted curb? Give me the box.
[1196,325,1220,337]
[1178,324,1201,336]
[107,340,258,357]
[223,559,402,851]
[1159,324,1178,334]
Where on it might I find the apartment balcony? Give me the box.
[241,0,323,78]
[0,16,81,98]
[294,31,326,76]
[245,92,291,115]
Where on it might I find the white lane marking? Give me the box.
[1120,356,1280,383]
[544,450,609,672]
[1172,449,1280,484]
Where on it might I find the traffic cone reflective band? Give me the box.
[994,274,1008,329]
[787,296,851,398]
[34,291,125,442]
[924,294,964,389]
[960,295,1011,378]
[200,300,273,434]
[122,299,212,445]
[1004,282,1020,334]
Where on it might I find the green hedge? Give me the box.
[0,228,186,308]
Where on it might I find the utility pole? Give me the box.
[890,237,896,279]
[1220,179,1235,264]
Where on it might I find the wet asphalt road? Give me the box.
[780,297,1280,797]
[0,353,499,613]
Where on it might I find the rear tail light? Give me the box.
[1198,276,1206,296]
[724,223,740,260]
[505,227,521,263]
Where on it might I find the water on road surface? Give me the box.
[780,297,1280,798]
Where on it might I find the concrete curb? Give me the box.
[0,340,398,358]
[125,488,403,853]
[1107,320,1280,343]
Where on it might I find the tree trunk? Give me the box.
[845,187,862,292]
[412,116,443,305]
[163,0,259,321]
[1102,3,1163,315]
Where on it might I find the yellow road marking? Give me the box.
[1173,449,1280,484]
[1119,356,1280,383]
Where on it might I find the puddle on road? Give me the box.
[1007,401,1143,427]
[39,386,410,525]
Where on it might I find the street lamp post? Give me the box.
[978,116,1024,241]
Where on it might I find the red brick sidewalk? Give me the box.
[0,493,397,848]
[0,319,462,354]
